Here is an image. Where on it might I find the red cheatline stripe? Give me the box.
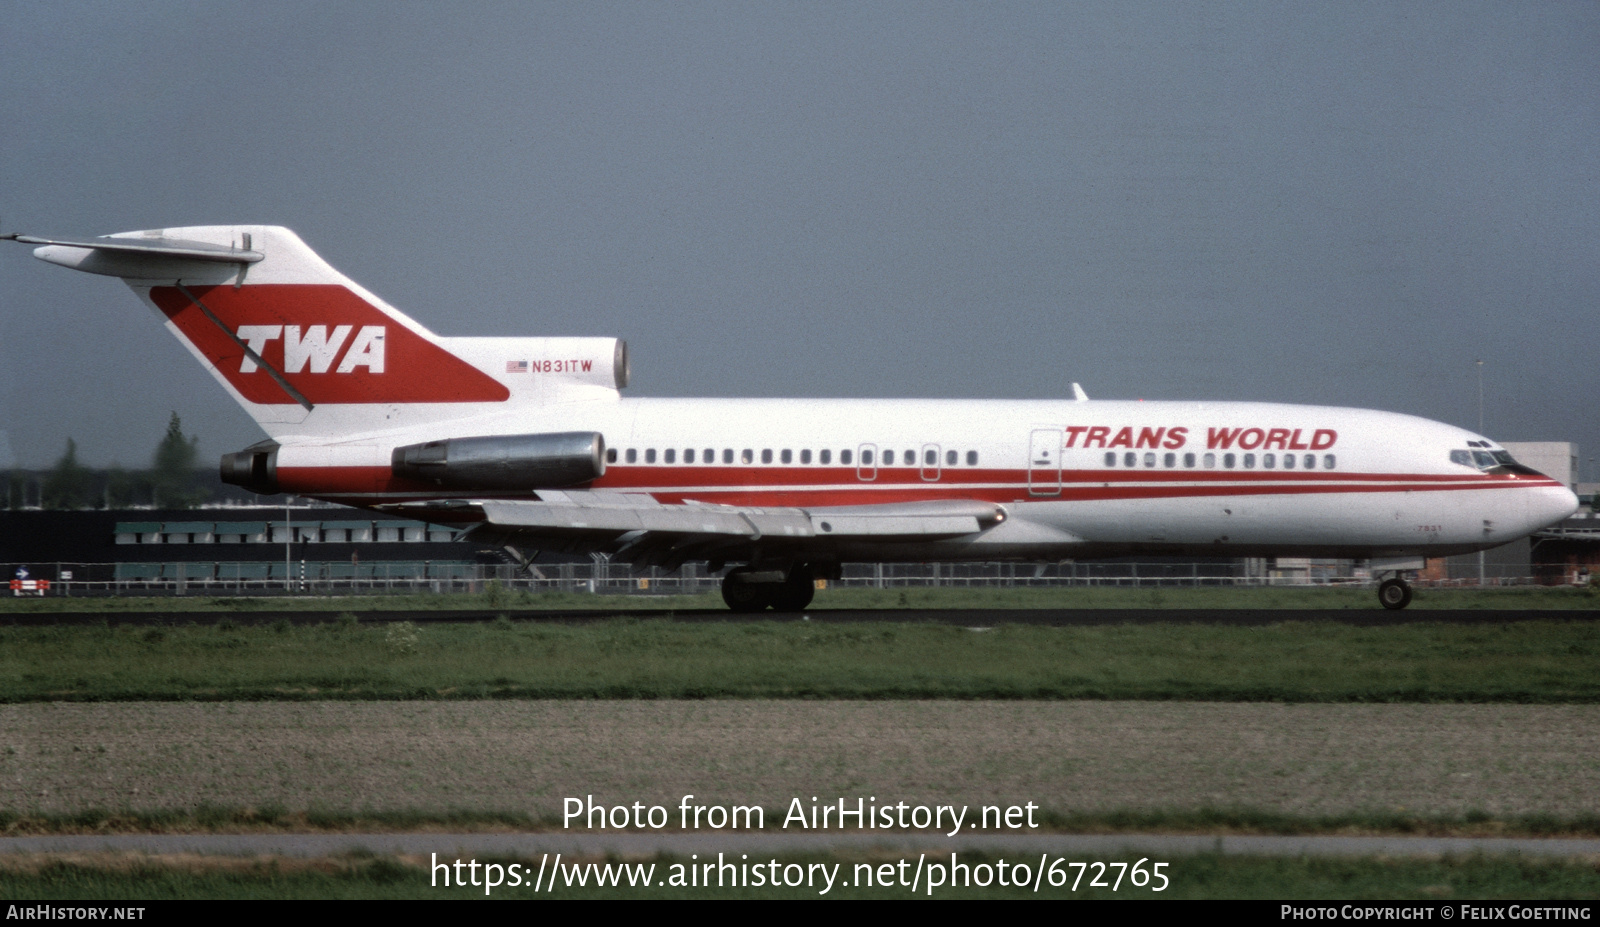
[275,463,1549,484]
[588,466,1546,489]
[276,465,1557,490]
[279,464,1558,506]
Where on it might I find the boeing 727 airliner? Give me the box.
[6,226,1578,610]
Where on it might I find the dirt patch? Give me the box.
[1,701,1597,820]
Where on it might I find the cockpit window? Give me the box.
[1455,446,1537,474]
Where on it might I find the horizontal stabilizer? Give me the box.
[5,233,263,265]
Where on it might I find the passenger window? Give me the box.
[1164,452,1176,468]
[606,448,618,463]
[967,450,978,466]
[1242,453,1255,469]
[842,449,853,465]
[1123,452,1137,467]
[883,450,894,465]
[761,449,773,464]
[820,449,832,465]
[800,449,812,464]
[780,449,792,464]
[1283,453,1296,470]
[946,449,957,465]
[664,448,675,464]
[1184,452,1196,468]
[1223,453,1236,469]
[645,448,657,464]
[741,449,753,464]
[861,449,873,465]
[925,449,937,466]
[1323,454,1336,469]
[1302,454,1315,469]
[1104,451,1116,467]
[1143,452,1156,467]
[723,449,733,464]
[626,448,637,464]
[1263,453,1275,469]
[684,449,694,464]
[1203,453,1215,468]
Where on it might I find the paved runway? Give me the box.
[4,831,1600,859]
[8,607,1599,626]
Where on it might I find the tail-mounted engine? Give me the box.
[392,431,605,489]
[219,440,281,495]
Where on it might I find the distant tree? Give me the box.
[149,413,206,509]
[102,465,145,509]
[41,439,93,509]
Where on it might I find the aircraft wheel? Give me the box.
[1377,577,1413,610]
[770,566,816,612]
[721,568,770,612]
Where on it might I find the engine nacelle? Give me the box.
[392,432,605,490]
[219,440,281,495]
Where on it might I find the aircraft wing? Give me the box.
[456,491,1006,569]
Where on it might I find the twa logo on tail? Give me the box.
[148,283,509,406]
[237,325,387,374]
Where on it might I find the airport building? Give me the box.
[0,506,482,594]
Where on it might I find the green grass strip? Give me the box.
[1,617,1597,702]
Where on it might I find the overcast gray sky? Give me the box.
[2,3,1596,477]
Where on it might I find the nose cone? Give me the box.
[1529,482,1580,530]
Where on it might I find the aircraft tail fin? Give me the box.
[16,226,626,440]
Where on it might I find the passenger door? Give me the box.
[1027,429,1062,496]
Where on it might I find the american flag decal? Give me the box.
[506,360,529,373]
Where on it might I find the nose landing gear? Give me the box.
[1377,576,1413,610]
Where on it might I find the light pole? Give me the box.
[1476,358,1484,434]
[1476,359,1485,585]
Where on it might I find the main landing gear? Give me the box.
[721,565,816,612]
[1377,576,1413,610]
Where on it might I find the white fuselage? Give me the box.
[276,395,1578,563]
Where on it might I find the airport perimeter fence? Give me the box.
[2,559,1561,598]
